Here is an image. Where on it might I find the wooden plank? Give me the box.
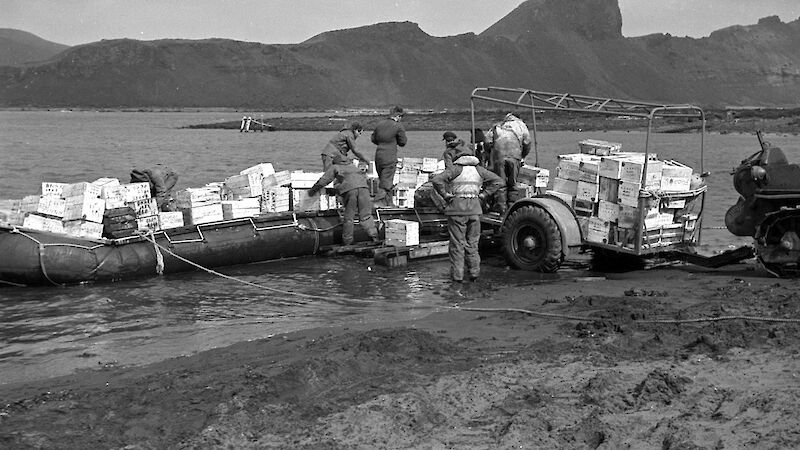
[409,241,449,259]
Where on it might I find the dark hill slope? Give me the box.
[1,0,800,108]
[0,29,69,66]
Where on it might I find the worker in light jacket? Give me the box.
[432,139,502,288]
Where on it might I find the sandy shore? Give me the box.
[1,258,799,449]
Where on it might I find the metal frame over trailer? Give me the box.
[471,86,751,272]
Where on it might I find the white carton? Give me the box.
[23,213,65,234]
[551,177,579,196]
[222,199,261,219]
[576,181,599,203]
[62,182,102,199]
[126,198,159,218]
[63,220,104,239]
[224,172,263,198]
[617,180,642,208]
[239,162,275,177]
[158,211,185,229]
[290,171,326,189]
[175,187,221,208]
[597,200,620,223]
[262,170,292,188]
[586,217,611,243]
[182,203,224,225]
[63,195,106,223]
[384,219,420,247]
[41,182,67,198]
[262,186,291,213]
[136,215,161,232]
[123,182,151,203]
[579,139,622,156]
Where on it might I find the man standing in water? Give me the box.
[432,140,502,293]
[370,106,407,207]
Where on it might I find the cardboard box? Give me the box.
[175,187,221,208]
[122,182,151,203]
[224,172,263,198]
[621,159,663,189]
[41,182,67,198]
[518,165,550,188]
[136,215,160,232]
[422,158,439,173]
[91,177,120,189]
[661,160,693,179]
[63,195,106,223]
[618,205,640,228]
[222,199,261,219]
[598,176,619,202]
[617,180,642,207]
[126,198,159,218]
[63,220,104,239]
[262,170,292,188]
[239,162,275,177]
[586,217,612,243]
[597,200,620,223]
[578,139,622,156]
[158,211,184,229]
[22,195,66,218]
[384,219,419,246]
[262,186,291,213]
[100,185,127,209]
[62,182,102,199]
[182,203,224,225]
[23,213,65,234]
[292,188,324,211]
[576,181,599,203]
[551,177,579,196]
[290,171,326,189]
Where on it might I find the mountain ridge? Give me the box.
[1,0,799,109]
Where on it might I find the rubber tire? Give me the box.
[501,205,563,272]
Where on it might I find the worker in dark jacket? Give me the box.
[370,106,407,207]
[308,154,379,246]
[432,138,502,288]
[130,164,179,211]
[441,131,474,171]
[321,122,369,171]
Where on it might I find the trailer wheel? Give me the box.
[501,205,563,272]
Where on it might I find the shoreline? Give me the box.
[1,258,799,448]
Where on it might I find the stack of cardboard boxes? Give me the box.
[546,139,698,249]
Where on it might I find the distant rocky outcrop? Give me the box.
[0,29,69,66]
[1,0,799,108]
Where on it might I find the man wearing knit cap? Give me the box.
[432,147,502,292]
[370,106,407,207]
[441,131,473,171]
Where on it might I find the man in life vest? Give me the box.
[130,164,179,212]
[485,113,532,213]
[432,137,502,290]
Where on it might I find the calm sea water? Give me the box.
[0,110,794,384]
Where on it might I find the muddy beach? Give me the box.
[1,257,799,449]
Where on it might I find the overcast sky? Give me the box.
[3,0,799,46]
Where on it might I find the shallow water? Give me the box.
[1,110,796,384]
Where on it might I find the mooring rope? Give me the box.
[138,232,338,300]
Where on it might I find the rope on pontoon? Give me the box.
[138,232,335,300]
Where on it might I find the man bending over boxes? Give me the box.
[308,154,379,246]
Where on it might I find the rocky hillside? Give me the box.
[0,29,69,66]
[1,0,799,109]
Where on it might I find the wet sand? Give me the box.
[1,259,799,449]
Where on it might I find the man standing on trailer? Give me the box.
[432,139,502,292]
[486,113,531,213]
[370,106,407,207]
